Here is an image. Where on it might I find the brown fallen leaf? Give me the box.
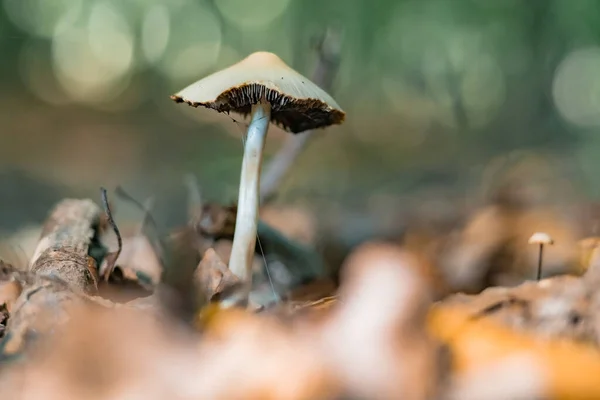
[194,248,241,305]
[429,304,600,400]
[439,275,599,344]
[212,239,233,265]
[0,306,204,400]
[196,240,446,399]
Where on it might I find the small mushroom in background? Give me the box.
[171,51,345,308]
[528,232,554,281]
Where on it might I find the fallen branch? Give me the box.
[0,199,110,359]
[29,198,106,291]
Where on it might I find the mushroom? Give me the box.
[171,51,345,307]
[528,232,554,281]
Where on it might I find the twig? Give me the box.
[99,188,123,282]
[29,199,106,291]
[259,27,344,203]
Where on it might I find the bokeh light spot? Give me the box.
[88,2,134,75]
[460,53,506,127]
[18,40,70,105]
[157,3,221,84]
[141,4,170,65]
[553,47,600,128]
[51,1,134,104]
[3,0,82,38]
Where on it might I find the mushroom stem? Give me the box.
[227,99,272,306]
[536,243,544,281]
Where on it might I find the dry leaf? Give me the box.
[318,241,443,400]
[197,309,337,400]
[0,306,204,400]
[212,239,233,265]
[439,275,598,343]
[194,248,241,303]
[428,304,600,399]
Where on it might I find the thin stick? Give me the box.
[100,187,123,281]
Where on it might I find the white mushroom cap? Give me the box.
[171,51,345,133]
[528,232,554,245]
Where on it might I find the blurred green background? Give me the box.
[1,0,600,238]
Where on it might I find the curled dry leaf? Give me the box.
[194,248,241,304]
[212,239,233,265]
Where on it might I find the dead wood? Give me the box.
[0,199,111,358]
[29,198,107,292]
